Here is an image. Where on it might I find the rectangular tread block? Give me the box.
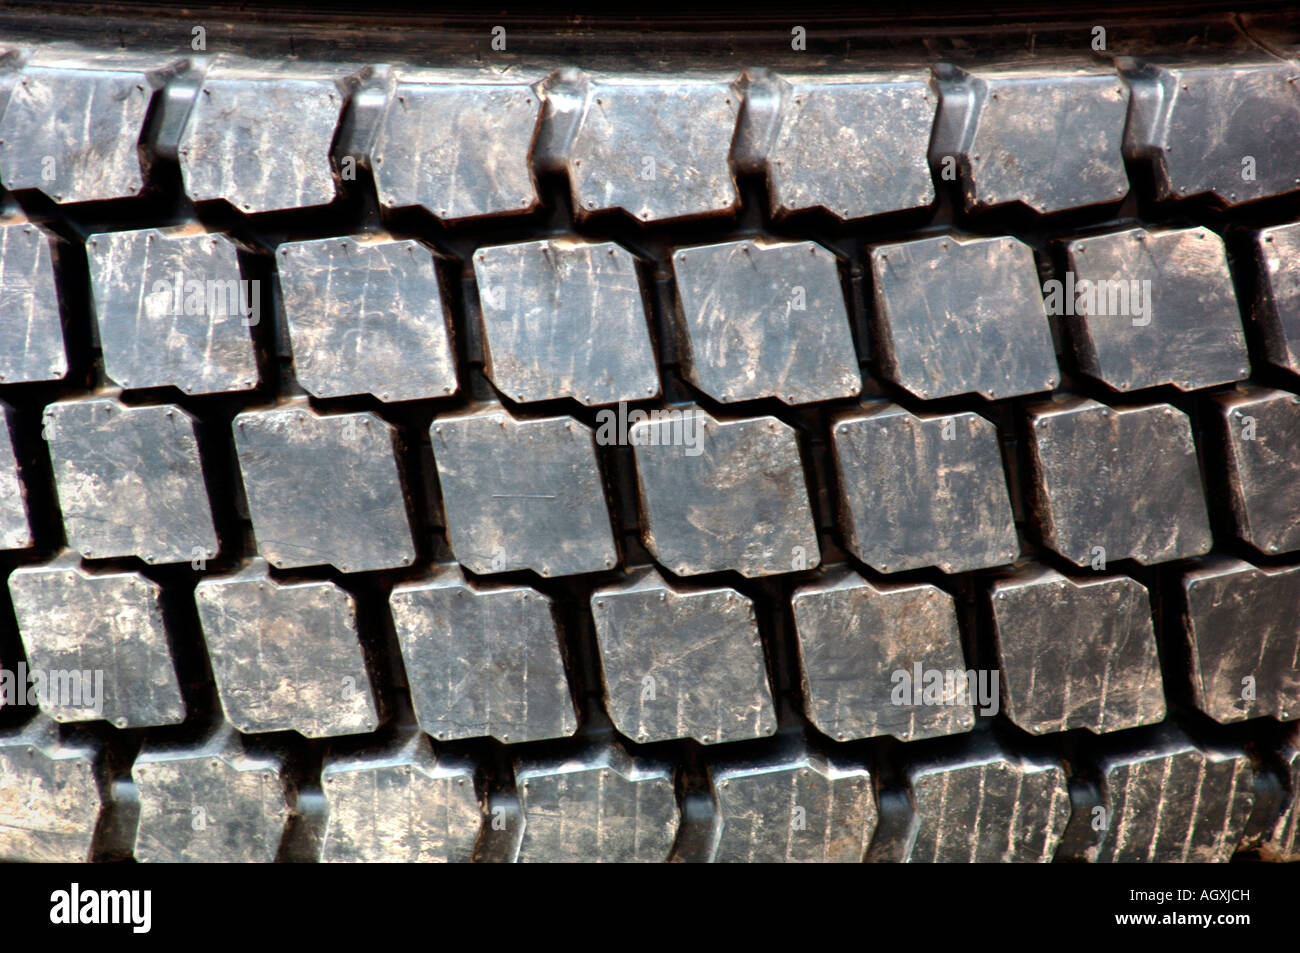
[431,407,617,577]
[831,403,1018,573]
[321,733,482,863]
[1125,60,1300,205]
[631,407,818,577]
[670,238,861,404]
[1212,387,1300,556]
[1063,226,1248,392]
[990,565,1165,734]
[1181,557,1300,723]
[762,72,936,220]
[0,401,32,550]
[87,226,259,394]
[0,721,102,862]
[1253,223,1300,375]
[905,749,1070,862]
[473,237,659,406]
[1094,739,1255,863]
[940,66,1130,214]
[710,748,876,863]
[792,569,974,742]
[564,74,741,223]
[372,71,542,222]
[869,234,1059,400]
[1259,728,1300,862]
[0,52,182,203]
[234,406,416,573]
[0,221,68,383]
[196,560,380,738]
[179,61,350,214]
[277,234,458,402]
[132,729,290,863]
[514,747,678,863]
[9,557,185,728]
[45,397,218,565]
[390,565,577,744]
[591,567,776,745]
[1026,397,1211,566]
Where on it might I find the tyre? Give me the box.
[0,5,1297,864]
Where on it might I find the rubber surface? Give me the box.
[0,9,1299,863]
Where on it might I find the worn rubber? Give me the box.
[0,7,1299,864]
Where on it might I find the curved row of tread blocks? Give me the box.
[4,48,1300,216]
[1,719,1297,862]
[4,220,1297,411]
[6,544,1299,751]
[2,221,1294,417]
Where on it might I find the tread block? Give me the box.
[234,406,415,573]
[1063,226,1248,392]
[632,407,818,577]
[948,68,1130,213]
[670,238,861,404]
[906,752,1070,862]
[473,238,659,405]
[0,54,180,203]
[1125,61,1300,205]
[196,561,380,738]
[8,559,185,728]
[1180,557,1300,723]
[711,750,876,862]
[0,401,32,550]
[0,222,68,384]
[1026,398,1211,566]
[431,408,617,577]
[832,404,1017,573]
[1095,742,1255,862]
[45,397,218,565]
[869,234,1058,400]
[515,748,677,862]
[1254,223,1300,375]
[178,66,346,213]
[764,74,936,220]
[390,565,577,743]
[590,567,775,745]
[87,226,259,394]
[565,75,740,223]
[276,235,458,402]
[371,74,542,221]
[1211,387,1300,555]
[321,733,481,863]
[1260,728,1299,861]
[0,727,101,862]
[791,569,974,742]
[990,566,1165,734]
[132,735,289,863]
